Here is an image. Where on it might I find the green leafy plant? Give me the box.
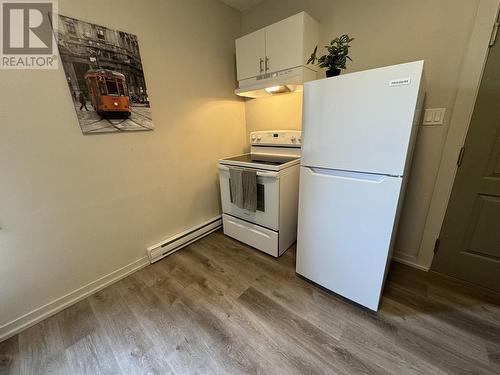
[307,34,354,71]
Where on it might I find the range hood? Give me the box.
[235,66,317,99]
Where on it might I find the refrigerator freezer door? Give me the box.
[296,166,402,310]
[301,61,424,176]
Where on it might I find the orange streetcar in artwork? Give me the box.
[84,69,131,118]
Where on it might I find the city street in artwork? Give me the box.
[57,15,154,134]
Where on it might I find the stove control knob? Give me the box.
[251,134,256,142]
[291,136,296,142]
[257,135,262,141]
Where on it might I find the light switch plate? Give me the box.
[422,108,446,125]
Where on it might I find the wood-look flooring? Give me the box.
[1,230,499,374]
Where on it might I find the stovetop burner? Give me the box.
[223,153,299,166]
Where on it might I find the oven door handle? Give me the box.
[218,165,279,179]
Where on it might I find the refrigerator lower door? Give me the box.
[296,166,402,310]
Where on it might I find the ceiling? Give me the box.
[219,0,265,11]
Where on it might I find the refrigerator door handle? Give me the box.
[309,167,393,183]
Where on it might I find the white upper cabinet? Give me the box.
[235,29,266,81]
[235,12,319,81]
[265,13,305,74]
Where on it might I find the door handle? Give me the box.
[257,171,279,178]
[259,58,264,73]
[309,167,391,183]
[218,165,279,178]
[265,56,269,71]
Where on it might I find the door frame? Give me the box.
[416,0,500,269]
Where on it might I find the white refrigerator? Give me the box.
[296,61,426,311]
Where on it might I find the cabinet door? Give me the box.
[236,29,266,80]
[265,13,303,73]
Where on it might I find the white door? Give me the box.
[301,61,425,176]
[296,166,402,310]
[265,13,303,73]
[219,166,279,230]
[236,29,266,80]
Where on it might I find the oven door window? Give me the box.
[257,183,265,211]
[229,180,265,212]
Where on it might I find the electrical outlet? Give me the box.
[422,108,446,125]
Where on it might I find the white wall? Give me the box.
[0,0,245,336]
[240,0,480,265]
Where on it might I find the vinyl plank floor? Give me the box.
[0,336,20,375]
[1,229,499,374]
[88,285,173,375]
[17,315,70,375]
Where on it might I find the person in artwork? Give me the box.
[79,91,89,111]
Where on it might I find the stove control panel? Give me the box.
[250,130,302,147]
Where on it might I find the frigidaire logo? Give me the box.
[1,0,58,69]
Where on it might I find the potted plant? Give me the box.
[307,34,354,77]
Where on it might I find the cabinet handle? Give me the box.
[259,58,264,73]
[265,56,269,71]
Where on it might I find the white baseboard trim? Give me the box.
[392,255,430,272]
[0,256,149,343]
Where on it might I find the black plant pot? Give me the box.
[326,68,341,78]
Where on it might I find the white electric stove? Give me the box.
[218,130,301,257]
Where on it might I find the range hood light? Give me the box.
[265,85,281,93]
[265,85,293,94]
[235,84,303,98]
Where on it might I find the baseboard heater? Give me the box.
[147,215,222,263]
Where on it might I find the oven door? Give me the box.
[219,165,279,230]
